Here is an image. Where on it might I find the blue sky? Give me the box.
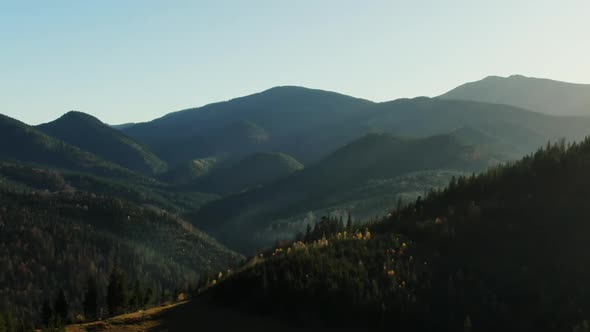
[1,0,589,125]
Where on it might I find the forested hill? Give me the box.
[188,152,304,195]
[193,132,496,253]
[0,114,131,177]
[37,111,167,175]
[0,189,241,323]
[197,137,590,331]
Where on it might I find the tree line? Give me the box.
[35,265,156,329]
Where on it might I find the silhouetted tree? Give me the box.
[0,312,6,332]
[346,211,353,229]
[128,279,143,310]
[107,265,127,315]
[54,289,68,323]
[41,300,52,327]
[83,277,98,319]
[4,313,14,332]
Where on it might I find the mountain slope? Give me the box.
[156,120,272,164]
[0,189,241,322]
[192,133,495,252]
[0,114,130,176]
[364,97,590,154]
[187,136,590,332]
[0,161,219,214]
[38,111,167,174]
[439,74,590,116]
[124,86,374,164]
[191,152,304,194]
[158,157,223,185]
[125,87,590,169]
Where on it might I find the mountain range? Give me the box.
[2,74,590,328]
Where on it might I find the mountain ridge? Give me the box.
[192,131,495,252]
[0,113,134,177]
[439,74,590,116]
[37,111,168,175]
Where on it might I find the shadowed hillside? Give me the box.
[0,114,131,177]
[124,86,374,164]
[190,152,304,195]
[123,87,590,169]
[38,111,167,175]
[0,189,241,322]
[193,132,495,252]
[187,136,590,331]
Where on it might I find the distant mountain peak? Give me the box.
[37,111,167,174]
[54,110,104,125]
[439,75,590,115]
[262,85,312,92]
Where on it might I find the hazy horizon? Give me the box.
[2,0,589,125]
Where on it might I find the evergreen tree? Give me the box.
[4,313,13,332]
[128,279,143,310]
[83,277,98,319]
[41,300,52,327]
[143,287,153,307]
[346,211,353,229]
[54,289,68,323]
[464,315,472,332]
[0,312,6,332]
[107,265,127,315]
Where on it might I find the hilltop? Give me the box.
[0,114,130,177]
[439,74,590,116]
[123,86,374,164]
[38,111,167,175]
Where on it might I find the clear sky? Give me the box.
[1,0,589,125]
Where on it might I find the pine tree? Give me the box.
[4,313,14,332]
[134,280,144,308]
[464,315,472,332]
[0,312,6,332]
[346,211,353,229]
[107,265,127,316]
[54,289,68,323]
[83,277,98,319]
[143,287,153,307]
[41,300,52,327]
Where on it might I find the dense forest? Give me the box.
[202,137,590,331]
[192,132,496,253]
[3,78,590,330]
[0,189,241,324]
